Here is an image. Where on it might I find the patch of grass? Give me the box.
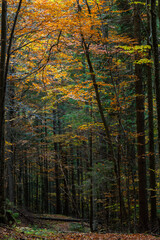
[69,222,85,232]
[17,225,56,238]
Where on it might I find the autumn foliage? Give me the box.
[0,0,160,235]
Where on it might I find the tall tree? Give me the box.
[53,109,61,214]
[151,0,160,157]
[147,0,157,229]
[0,0,22,222]
[0,0,7,223]
[134,2,148,231]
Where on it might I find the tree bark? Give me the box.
[0,0,22,223]
[147,0,157,229]
[0,0,7,223]
[44,112,49,213]
[134,2,149,231]
[53,109,61,214]
[7,81,15,204]
[89,104,94,232]
[151,0,160,153]
[63,156,69,216]
[158,0,160,25]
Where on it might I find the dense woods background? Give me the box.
[0,0,160,234]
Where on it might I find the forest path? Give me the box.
[0,213,160,239]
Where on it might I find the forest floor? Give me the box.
[0,213,160,239]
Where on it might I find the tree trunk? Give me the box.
[7,81,15,204]
[70,146,77,217]
[0,0,7,223]
[151,0,160,156]
[53,109,61,214]
[158,0,160,24]
[117,135,123,230]
[63,155,69,216]
[0,0,22,222]
[44,112,48,213]
[17,158,23,207]
[147,0,157,229]
[80,148,84,219]
[134,2,149,231]
[89,104,94,232]
[24,152,29,209]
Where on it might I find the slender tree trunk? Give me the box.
[24,152,29,209]
[40,161,44,213]
[151,0,160,148]
[36,146,42,213]
[134,3,148,231]
[126,160,131,232]
[158,0,160,24]
[35,171,39,213]
[55,155,61,213]
[127,142,137,232]
[147,0,157,229]
[44,113,48,213]
[0,0,22,222]
[53,109,61,214]
[117,135,123,230]
[80,148,84,218]
[89,104,94,232]
[63,155,69,216]
[7,81,15,203]
[151,0,160,156]
[40,121,45,213]
[76,147,81,217]
[17,157,23,207]
[70,146,77,217]
[0,0,7,223]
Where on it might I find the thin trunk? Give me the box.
[0,0,22,222]
[35,172,39,213]
[24,152,29,209]
[80,151,84,219]
[117,136,123,229]
[147,0,157,228]
[17,158,23,207]
[40,161,44,213]
[7,81,15,203]
[70,147,77,217]
[27,161,31,210]
[129,142,137,232]
[89,105,93,232]
[77,147,81,216]
[126,161,131,232]
[53,109,61,214]
[0,0,7,223]
[151,0,160,155]
[63,156,69,216]
[158,0,160,24]
[44,113,48,213]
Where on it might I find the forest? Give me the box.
[0,0,160,239]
